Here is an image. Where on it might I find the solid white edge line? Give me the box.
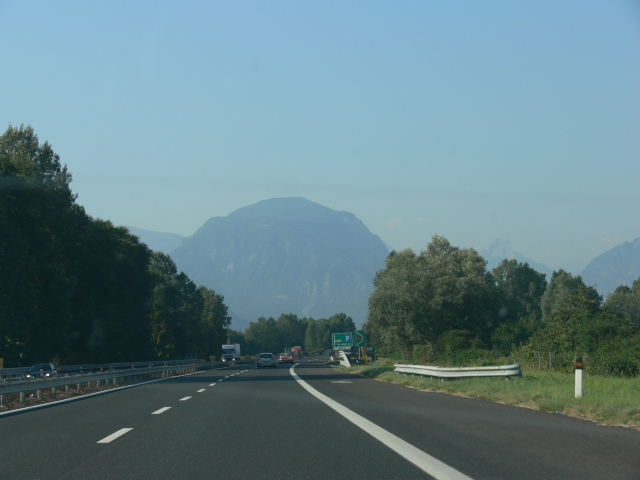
[179,396,192,401]
[152,407,171,415]
[289,366,472,480]
[97,427,133,444]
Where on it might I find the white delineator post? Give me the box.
[575,357,583,398]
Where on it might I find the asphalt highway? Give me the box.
[1,360,638,479]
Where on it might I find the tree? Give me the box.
[0,124,77,365]
[198,286,232,360]
[524,286,640,375]
[490,260,547,354]
[365,236,496,353]
[541,269,601,319]
[148,252,204,359]
[365,249,424,353]
[493,259,547,321]
[275,313,307,350]
[244,316,279,355]
[604,278,640,330]
[67,219,153,363]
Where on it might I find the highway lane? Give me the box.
[295,362,640,479]
[0,362,426,479]
[0,360,638,479]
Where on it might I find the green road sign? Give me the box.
[332,332,353,349]
[353,330,365,347]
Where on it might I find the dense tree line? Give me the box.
[229,312,355,356]
[365,236,640,376]
[0,125,230,366]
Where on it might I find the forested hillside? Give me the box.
[0,125,230,367]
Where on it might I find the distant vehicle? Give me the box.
[256,353,276,369]
[221,344,241,362]
[278,353,294,364]
[291,346,302,360]
[26,363,58,379]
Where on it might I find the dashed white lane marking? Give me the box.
[152,407,171,415]
[179,396,192,401]
[289,367,472,480]
[224,376,230,379]
[217,379,223,382]
[209,383,217,386]
[97,428,133,444]
[197,389,206,393]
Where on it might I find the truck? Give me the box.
[291,346,302,360]
[221,344,241,362]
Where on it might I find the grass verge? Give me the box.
[337,359,640,430]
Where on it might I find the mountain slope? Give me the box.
[127,227,185,254]
[480,238,553,279]
[581,237,640,296]
[171,198,389,329]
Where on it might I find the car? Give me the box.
[256,353,276,369]
[26,363,58,379]
[278,352,294,364]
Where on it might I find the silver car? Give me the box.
[256,353,276,369]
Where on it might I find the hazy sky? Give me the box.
[2,1,639,274]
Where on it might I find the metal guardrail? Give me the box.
[0,360,207,383]
[394,363,522,379]
[0,361,223,406]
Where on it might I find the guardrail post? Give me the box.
[52,387,57,398]
[77,383,81,390]
[20,392,25,403]
[37,389,42,400]
[65,385,70,393]
[0,394,5,406]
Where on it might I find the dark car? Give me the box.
[26,363,58,379]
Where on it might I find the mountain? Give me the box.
[581,237,640,296]
[127,227,186,254]
[480,239,553,279]
[170,197,390,330]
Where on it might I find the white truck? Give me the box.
[221,344,241,362]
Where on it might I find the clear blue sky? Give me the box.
[2,0,639,274]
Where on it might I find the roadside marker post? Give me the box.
[575,357,583,398]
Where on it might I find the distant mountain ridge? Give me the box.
[581,237,640,296]
[127,227,185,254]
[480,238,553,279]
[170,198,390,330]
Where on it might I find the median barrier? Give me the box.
[0,361,224,406]
[394,363,522,380]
